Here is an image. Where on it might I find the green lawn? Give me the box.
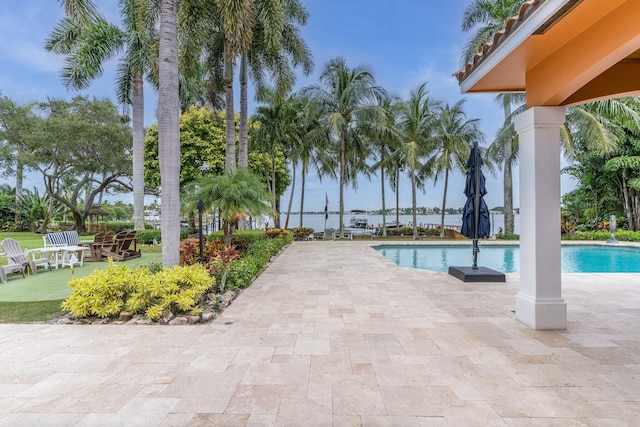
[0,232,160,322]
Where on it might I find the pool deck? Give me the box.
[1,240,640,426]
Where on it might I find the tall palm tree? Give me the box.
[293,95,331,227]
[366,92,402,236]
[47,0,154,231]
[303,58,384,237]
[158,0,181,266]
[217,0,255,171]
[430,99,482,237]
[394,82,441,239]
[0,97,34,227]
[238,0,313,169]
[179,0,311,174]
[253,90,297,227]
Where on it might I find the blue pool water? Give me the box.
[374,244,640,273]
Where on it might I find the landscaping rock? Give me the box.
[119,311,133,321]
[169,316,188,325]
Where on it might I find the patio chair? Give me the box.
[101,231,141,261]
[1,238,49,278]
[0,257,26,283]
[43,232,67,247]
[88,231,111,261]
[324,228,335,240]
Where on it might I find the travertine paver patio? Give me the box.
[1,241,640,426]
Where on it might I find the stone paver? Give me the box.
[1,241,640,426]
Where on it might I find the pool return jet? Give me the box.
[449,141,505,283]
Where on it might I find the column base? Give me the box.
[515,292,567,330]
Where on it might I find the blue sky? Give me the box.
[0,1,577,212]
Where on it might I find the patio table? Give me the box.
[29,245,90,269]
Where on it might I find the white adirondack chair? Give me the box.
[1,238,50,278]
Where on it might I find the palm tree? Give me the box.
[460,0,525,66]
[238,0,313,169]
[47,0,154,231]
[366,92,402,236]
[394,82,442,239]
[0,97,34,228]
[253,90,297,227]
[179,0,312,173]
[188,169,274,245]
[430,100,482,237]
[157,0,181,266]
[303,58,384,237]
[294,95,332,227]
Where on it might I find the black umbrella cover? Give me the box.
[461,144,491,239]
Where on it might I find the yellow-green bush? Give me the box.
[61,262,213,320]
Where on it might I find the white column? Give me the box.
[514,106,567,330]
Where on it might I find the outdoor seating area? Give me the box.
[0,231,141,283]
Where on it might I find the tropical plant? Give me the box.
[303,57,384,237]
[460,0,526,66]
[393,82,442,239]
[187,169,274,245]
[430,99,482,237]
[366,92,402,237]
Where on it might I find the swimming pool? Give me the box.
[374,244,640,273]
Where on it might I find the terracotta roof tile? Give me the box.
[454,0,541,83]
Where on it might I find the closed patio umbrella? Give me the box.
[461,141,491,269]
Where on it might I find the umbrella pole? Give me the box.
[473,141,480,270]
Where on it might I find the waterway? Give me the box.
[276,213,520,235]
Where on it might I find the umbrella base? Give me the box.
[448,266,505,283]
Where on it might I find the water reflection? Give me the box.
[502,247,515,272]
[375,244,640,273]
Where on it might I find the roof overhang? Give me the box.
[455,0,640,108]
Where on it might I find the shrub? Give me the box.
[61,263,139,318]
[127,265,212,320]
[223,236,290,289]
[291,227,314,240]
[208,229,266,247]
[562,230,640,241]
[266,228,290,239]
[61,262,213,320]
[496,233,519,240]
[179,238,228,266]
[136,229,161,244]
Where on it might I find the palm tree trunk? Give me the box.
[381,162,387,237]
[271,157,279,227]
[238,54,248,169]
[440,168,449,238]
[622,178,632,230]
[339,130,345,238]
[503,100,514,235]
[158,0,181,267]
[132,72,145,231]
[411,169,418,239]
[223,43,236,171]
[504,147,514,234]
[285,160,296,229]
[299,160,306,227]
[635,192,640,231]
[395,165,400,229]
